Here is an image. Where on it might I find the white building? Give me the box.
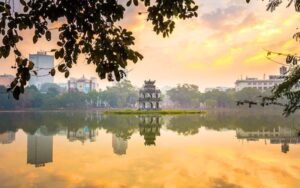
[235,66,288,92]
[0,74,14,87]
[29,51,54,89]
[68,75,98,94]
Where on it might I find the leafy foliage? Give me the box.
[0,0,198,100]
[0,80,139,110]
[167,84,201,108]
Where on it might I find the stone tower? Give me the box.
[138,80,161,110]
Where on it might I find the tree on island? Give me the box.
[0,0,198,99]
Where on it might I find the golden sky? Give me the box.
[0,0,299,90]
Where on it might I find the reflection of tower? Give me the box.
[27,134,53,167]
[0,131,15,144]
[139,116,162,146]
[112,134,128,155]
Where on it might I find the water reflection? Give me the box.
[112,134,128,155]
[0,131,15,144]
[0,112,299,160]
[1,111,300,187]
[27,130,53,167]
[67,126,97,143]
[139,116,162,146]
[236,127,300,153]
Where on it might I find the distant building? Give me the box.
[235,66,291,92]
[112,134,128,155]
[0,131,15,144]
[139,80,161,110]
[29,51,54,89]
[205,87,233,93]
[68,75,98,94]
[236,126,300,153]
[0,74,14,87]
[27,133,53,167]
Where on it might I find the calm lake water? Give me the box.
[0,111,300,188]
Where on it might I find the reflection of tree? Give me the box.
[100,115,139,140]
[166,115,203,135]
[139,116,162,146]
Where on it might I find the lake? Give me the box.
[0,111,300,188]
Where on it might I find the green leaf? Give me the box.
[13,86,20,100]
[45,31,51,41]
[33,35,38,44]
[14,49,21,56]
[50,68,56,76]
[126,0,132,7]
[65,71,70,78]
[20,0,26,6]
[28,61,34,70]
[23,6,29,12]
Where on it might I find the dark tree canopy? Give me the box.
[0,0,198,99]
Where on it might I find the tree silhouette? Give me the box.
[0,0,198,99]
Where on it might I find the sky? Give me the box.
[0,0,300,91]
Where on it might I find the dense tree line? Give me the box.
[0,81,283,110]
[166,84,273,109]
[0,80,138,110]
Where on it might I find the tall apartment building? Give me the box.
[28,51,54,89]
